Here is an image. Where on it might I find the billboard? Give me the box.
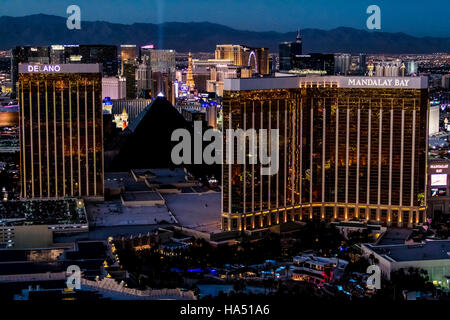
[431,174,447,186]
[431,188,446,197]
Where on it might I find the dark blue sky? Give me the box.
[1,0,448,37]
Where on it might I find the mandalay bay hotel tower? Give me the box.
[222,76,428,231]
[18,64,104,200]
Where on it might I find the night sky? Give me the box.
[0,0,448,37]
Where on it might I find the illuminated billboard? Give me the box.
[431,188,446,197]
[431,173,447,186]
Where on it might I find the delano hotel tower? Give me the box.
[18,64,104,199]
[222,76,428,231]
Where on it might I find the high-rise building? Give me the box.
[102,76,126,100]
[120,45,137,73]
[50,45,65,64]
[151,71,174,103]
[291,30,303,57]
[334,53,352,75]
[442,74,450,89]
[207,64,252,97]
[138,48,176,97]
[291,53,335,75]
[215,45,246,66]
[375,60,403,77]
[222,76,428,231]
[65,45,119,76]
[215,45,269,75]
[359,54,367,75]
[121,45,137,61]
[269,53,278,73]
[122,62,137,99]
[136,63,152,94]
[279,30,303,71]
[138,44,155,62]
[18,64,104,199]
[141,49,176,75]
[11,46,50,98]
[279,43,292,71]
[252,48,269,75]
[406,60,418,76]
[12,45,119,98]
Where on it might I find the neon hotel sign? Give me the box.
[27,65,61,72]
[346,78,411,87]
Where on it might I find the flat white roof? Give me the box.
[224,76,428,91]
[363,240,450,262]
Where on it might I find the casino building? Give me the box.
[18,64,104,199]
[222,76,429,231]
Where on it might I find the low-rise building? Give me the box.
[291,253,349,286]
[361,240,450,289]
[331,221,387,241]
[0,199,88,249]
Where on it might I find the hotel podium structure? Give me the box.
[222,76,428,231]
[18,64,104,199]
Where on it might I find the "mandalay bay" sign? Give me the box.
[347,78,410,87]
[339,76,428,89]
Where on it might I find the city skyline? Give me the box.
[0,0,450,305]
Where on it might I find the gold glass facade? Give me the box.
[18,66,104,199]
[215,45,269,75]
[120,45,137,62]
[222,78,428,231]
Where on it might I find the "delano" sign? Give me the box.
[27,65,61,72]
[19,64,102,74]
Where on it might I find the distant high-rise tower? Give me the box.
[292,29,303,55]
[186,52,195,89]
[120,45,137,74]
[120,44,137,98]
[65,45,119,76]
[215,45,270,75]
[334,53,351,75]
[121,62,136,99]
[279,42,292,71]
[11,46,50,98]
[18,64,104,200]
[279,29,303,71]
[406,60,418,75]
[359,54,367,75]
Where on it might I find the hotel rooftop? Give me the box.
[0,199,87,226]
[363,240,450,262]
[224,75,428,91]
